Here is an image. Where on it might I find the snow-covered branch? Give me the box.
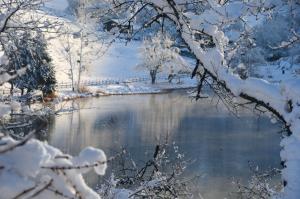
[102,0,300,198]
[0,135,107,199]
[270,30,300,50]
[0,50,27,85]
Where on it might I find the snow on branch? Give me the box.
[0,135,107,199]
[0,0,43,33]
[269,30,300,50]
[0,52,28,85]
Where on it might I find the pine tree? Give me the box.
[5,32,56,96]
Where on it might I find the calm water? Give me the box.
[46,91,281,198]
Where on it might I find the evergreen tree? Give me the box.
[5,32,56,96]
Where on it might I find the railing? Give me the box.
[0,74,190,94]
[56,74,183,89]
[56,76,151,89]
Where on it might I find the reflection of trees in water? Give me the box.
[134,93,195,143]
[47,93,280,157]
[91,111,137,150]
[1,113,49,141]
[49,100,132,155]
[48,93,195,154]
[47,100,87,155]
[94,115,122,130]
[48,93,231,154]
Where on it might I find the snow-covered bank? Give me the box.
[0,76,197,103]
[253,58,300,83]
[88,77,197,95]
[56,76,197,100]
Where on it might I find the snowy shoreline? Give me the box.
[56,80,198,101]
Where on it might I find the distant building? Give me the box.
[103,19,119,32]
[103,19,133,34]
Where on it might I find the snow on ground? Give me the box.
[89,79,197,95]
[44,11,197,97]
[44,0,69,11]
[46,17,144,83]
[42,9,194,86]
[45,18,94,83]
[56,76,198,100]
[86,41,146,80]
[253,58,300,82]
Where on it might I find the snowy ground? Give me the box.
[56,76,198,100]
[44,0,69,11]
[253,58,300,82]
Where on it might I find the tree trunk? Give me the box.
[10,83,13,95]
[69,52,75,92]
[150,70,157,84]
[77,30,84,92]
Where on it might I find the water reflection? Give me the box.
[47,91,281,198]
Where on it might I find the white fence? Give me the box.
[56,76,152,89]
[0,74,190,94]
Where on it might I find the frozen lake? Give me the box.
[46,90,281,198]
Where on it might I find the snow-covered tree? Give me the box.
[59,28,103,93]
[64,0,104,92]
[0,53,26,86]
[4,32,56,96]
[137,33,186,84]
[0,0,60,90]
[58,28,77,92]
[225,2,300,75]
[0,0,45,85]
